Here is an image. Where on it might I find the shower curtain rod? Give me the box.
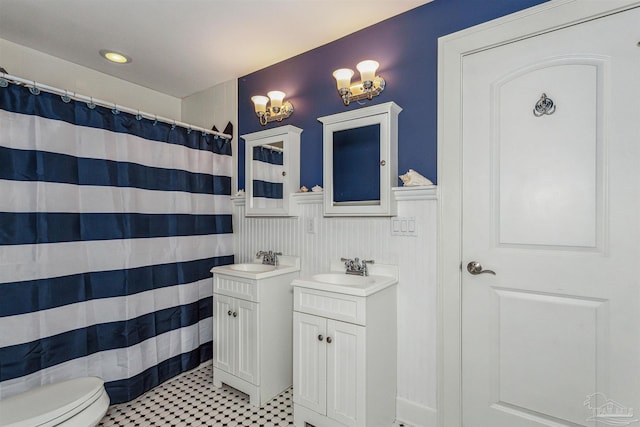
[257,144,284,152]
[0,72,232,139]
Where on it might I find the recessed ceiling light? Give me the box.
[99,49,131,64]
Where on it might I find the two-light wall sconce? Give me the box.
[251,91,294,126]
[250,59,385,125]
[332,60,385,106]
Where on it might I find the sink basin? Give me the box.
[312,273,374,286]
[229,263,276,273]
[292,261,397,297]
[211,256,300,280]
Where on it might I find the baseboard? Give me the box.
[396,397,438,427]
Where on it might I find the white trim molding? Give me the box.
[396,397,438,427]
[436,1,640,426]
[290,191,323,204]
[234,186,437,209]
[231,195,246,207]
[393,185,437,201]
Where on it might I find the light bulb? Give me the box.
[100,49,131,64]
[251,95,269,114]
[267,91,286,110]
[332,68,354,91]
[356,60,379,83]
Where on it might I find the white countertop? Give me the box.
[210,255,300,280]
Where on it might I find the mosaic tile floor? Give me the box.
[98,363,293,426]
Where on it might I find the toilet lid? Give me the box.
[0,377,105,427]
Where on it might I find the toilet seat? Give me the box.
[0,377,109,427]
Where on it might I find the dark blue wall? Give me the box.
[238,0,548,189]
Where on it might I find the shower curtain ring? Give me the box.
[112,104,120,115]
[29,81,40,95]
[136,110,143,121]
[171,120,176,130]
[87,97,96,109]
[187,126,192,134]
[203,131,212,145]
[61,90,71,103]
[0,72,9,87]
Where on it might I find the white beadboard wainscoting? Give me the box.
[231,186,438,427]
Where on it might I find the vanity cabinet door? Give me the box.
[293,312,327,415]
[294,313,366,427]
[214,294,258,384]
[326,319,365,427]
[235,298,259,385]
[214,294,234,374]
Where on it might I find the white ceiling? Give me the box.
[0,0,431,98]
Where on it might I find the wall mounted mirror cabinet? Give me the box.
[242,125,302,216]
[318,102,401,216]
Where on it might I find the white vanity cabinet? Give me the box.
[211,258,300,406]
[292,281,397,427]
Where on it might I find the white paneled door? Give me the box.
[462,6,640,427]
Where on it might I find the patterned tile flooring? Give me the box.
[98,363,293,426]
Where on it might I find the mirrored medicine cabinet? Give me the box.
[318,102,402,216]
[242,125,302,217]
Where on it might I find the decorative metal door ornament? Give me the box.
[533,93,556,117]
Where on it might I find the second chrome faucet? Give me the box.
[340,257,374,276]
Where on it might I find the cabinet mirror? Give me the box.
[242,125,302,216]
[319,102,401,216]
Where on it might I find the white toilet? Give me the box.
[0,377,109,427]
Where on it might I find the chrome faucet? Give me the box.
[256,250,282,266]
[340,257,374,276]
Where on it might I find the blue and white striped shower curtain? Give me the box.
[0,82,233,403]
[251,145,283,208]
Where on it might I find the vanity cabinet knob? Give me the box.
[318,334,324,341]
[380,160,386,166]
[326,336,333,344]
[282,171,287,176]
[227,310,232,316]
[233,312,238,317]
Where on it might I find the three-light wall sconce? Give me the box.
[332,60,385,106]
[251,91,294,126]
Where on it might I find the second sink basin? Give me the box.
[229,263,276,273]
[292,261,398,297]
[312,273,374,286]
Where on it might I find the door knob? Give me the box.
[467,261,496,275]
